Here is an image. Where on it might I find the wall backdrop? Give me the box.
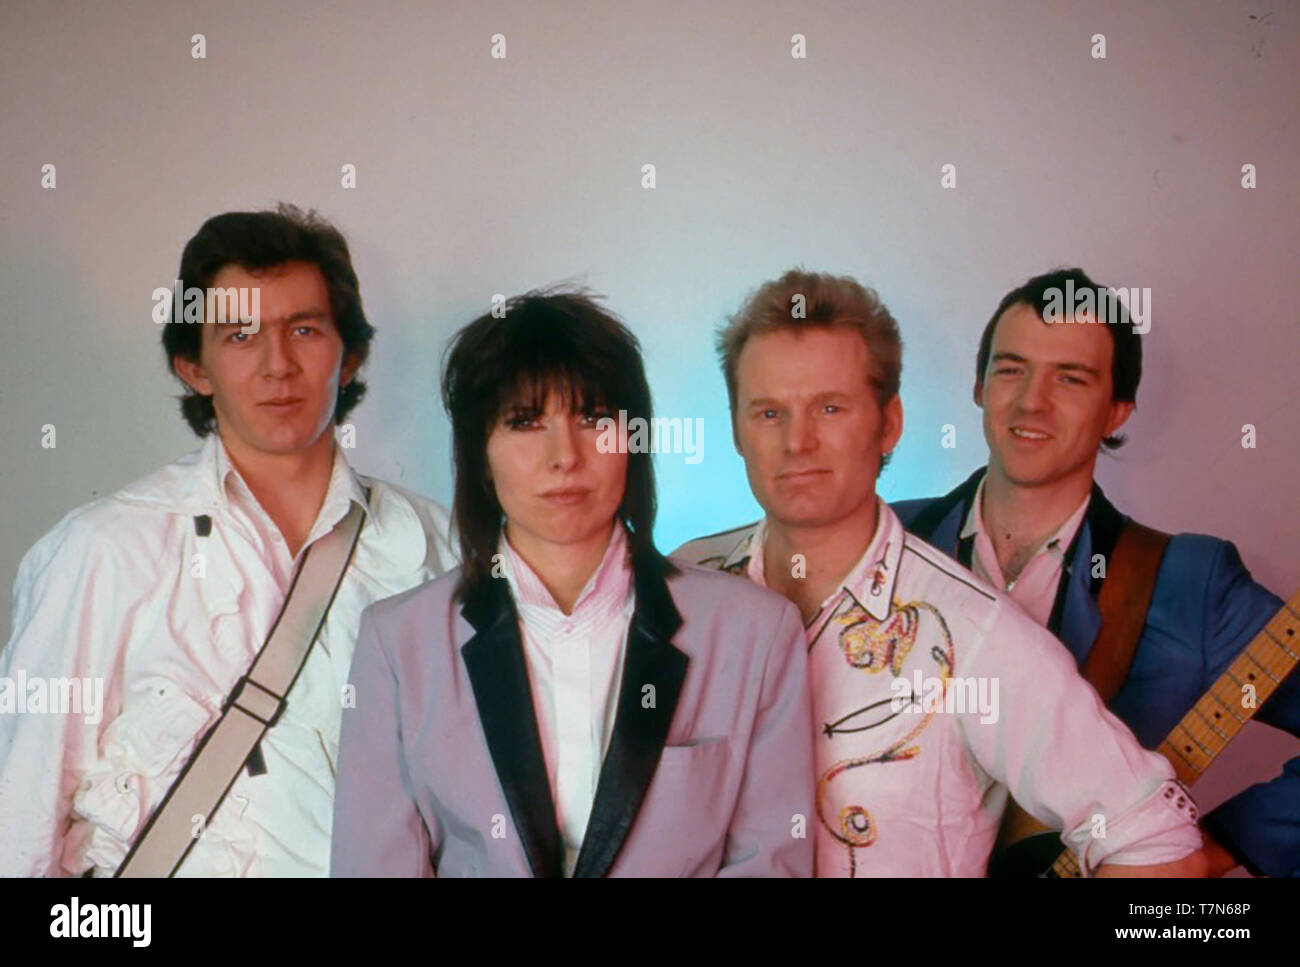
[2,0,1297,862]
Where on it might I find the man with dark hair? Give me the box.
[0,205,456,876]
[675,268,1209,877]
[971,268,1143,450]
[894,267,1298,877]
[162,204,376,437]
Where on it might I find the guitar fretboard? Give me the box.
[1050,590,1300,878]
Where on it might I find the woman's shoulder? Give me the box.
[363,566,465,629]
[666,561,799,620]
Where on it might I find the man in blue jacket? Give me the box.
[894,267,1297,878]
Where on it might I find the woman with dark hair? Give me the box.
[331,288,815,877]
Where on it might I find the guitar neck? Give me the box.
[1157,590,1300,784]
[1050,589,1300,878]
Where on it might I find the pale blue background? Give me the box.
[2,0,1297,852]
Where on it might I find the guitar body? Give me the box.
[987,796,1069,877]
[987,831,1064,878]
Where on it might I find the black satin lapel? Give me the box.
[956,534,975,570]
[1046,560,1073,637]
[459,580,564,879]
[1082,484,1126,598]
[907,466,985,544]
[1051,484,1123,662]
[572,559,687,878]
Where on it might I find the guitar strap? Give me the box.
[1082,520,1172,703]
[114,499,367,878]
[990,518,1171,873]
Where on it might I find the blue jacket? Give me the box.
[894,467,1299,877]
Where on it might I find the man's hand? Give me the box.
[1199,831,1241,877]
[1096,848,1211,877]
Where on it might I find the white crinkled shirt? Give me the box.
[0,434,457,876]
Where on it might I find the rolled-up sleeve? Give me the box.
[960,600,1201,875]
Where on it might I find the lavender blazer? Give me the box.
[330,557,815,877]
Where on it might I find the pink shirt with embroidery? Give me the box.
[676,500,1201,876]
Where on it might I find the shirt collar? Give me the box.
[499,521,634,632]
[960,474,1089,560]
[112,431,430,576]
[742,498,904,622]
[213,434,371,543]
[718,522,761,573]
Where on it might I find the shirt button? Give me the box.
[562,622,574,635]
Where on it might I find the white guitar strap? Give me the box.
[114,498,367,878]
